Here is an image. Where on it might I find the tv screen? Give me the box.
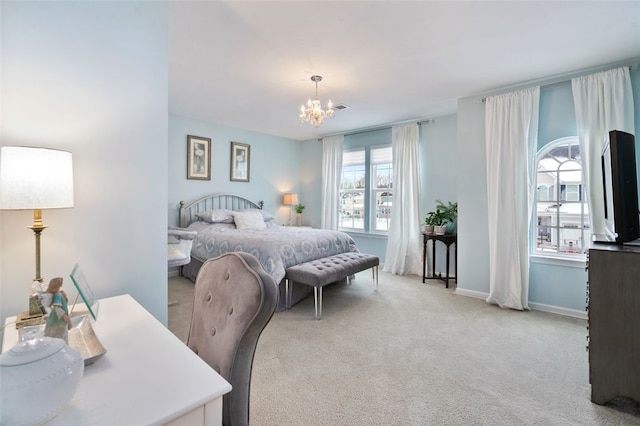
[599,130,640,244]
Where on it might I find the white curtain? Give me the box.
[485,87,540,311]
[321,135,343,230]
[572,67,635,239]
[383,123,422,275]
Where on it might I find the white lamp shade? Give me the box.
[283,193,298,206]
[0,146,74,210]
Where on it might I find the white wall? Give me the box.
[0,2,169,333]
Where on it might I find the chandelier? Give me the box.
[299,75,334,127]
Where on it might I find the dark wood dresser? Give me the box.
[588,243,640,405]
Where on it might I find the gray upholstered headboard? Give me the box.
[179,193,261,227]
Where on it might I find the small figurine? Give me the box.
[44,277,71,342]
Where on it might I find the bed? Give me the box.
[178,193,359,310]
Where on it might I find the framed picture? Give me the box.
[70,263,98,320]
[187,135,211,180]
[230,142,250,182]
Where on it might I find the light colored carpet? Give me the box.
[169,271,640,425]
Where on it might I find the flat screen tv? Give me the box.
[599,130,640,244]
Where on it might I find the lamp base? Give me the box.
[16,311,45,329]
[29,293,46,316]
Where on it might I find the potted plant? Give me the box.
[294,204,305,226]
[424,208,446,235]
[435,200,458,234]
[433,209,448,235]
[421,217,433,235]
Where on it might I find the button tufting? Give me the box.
[206,293,212,302]
[228,307,234,315]
[210,327,216,336]
[224,272,230,280]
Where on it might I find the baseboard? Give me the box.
[528,302,587,320]
[454,287,487,300]
[455,288,587,320]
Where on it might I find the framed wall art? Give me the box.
[230,142,250,182]
[70,263,99,320]
[187,135,211,180]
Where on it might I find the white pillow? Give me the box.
[240,208,275,222]
[196,209,234,223]
[233,211,266,230]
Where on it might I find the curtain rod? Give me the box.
[481,64,635,103]
[316,119,435,141]
[344,126,390,137]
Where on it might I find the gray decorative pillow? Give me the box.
[196,209,234,223]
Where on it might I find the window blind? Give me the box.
[343,149,365,166]
[371,146,392,164]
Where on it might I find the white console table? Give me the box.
[2,294,231,425]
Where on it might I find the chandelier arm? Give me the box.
[299,75,333,127]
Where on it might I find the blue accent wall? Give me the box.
[168,115,301,226]
[531,81,586,313]
[300,116,459,269]
[538,82,576,148]
[458,61,640,317]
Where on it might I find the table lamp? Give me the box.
[283,193,298,226]
[0,146,74,326]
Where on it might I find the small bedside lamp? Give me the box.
[283,193,298,226]
[0,146,74,324]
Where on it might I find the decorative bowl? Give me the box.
[68,315,107,365]
[0,334,84,425]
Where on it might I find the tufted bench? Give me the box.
[285,252,379,319]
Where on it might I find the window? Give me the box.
[339,149,365,230]
[534,137,590,257]
[339,146,392,233]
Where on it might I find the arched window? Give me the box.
[534,137,590,257]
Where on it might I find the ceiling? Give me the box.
[168,1,640,142]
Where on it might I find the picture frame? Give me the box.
[187,135,211,180]
[230,142,250,182]
[70,263,98,321]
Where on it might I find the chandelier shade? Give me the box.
[299,75,334,128]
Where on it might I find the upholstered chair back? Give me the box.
[187,252,278,426]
